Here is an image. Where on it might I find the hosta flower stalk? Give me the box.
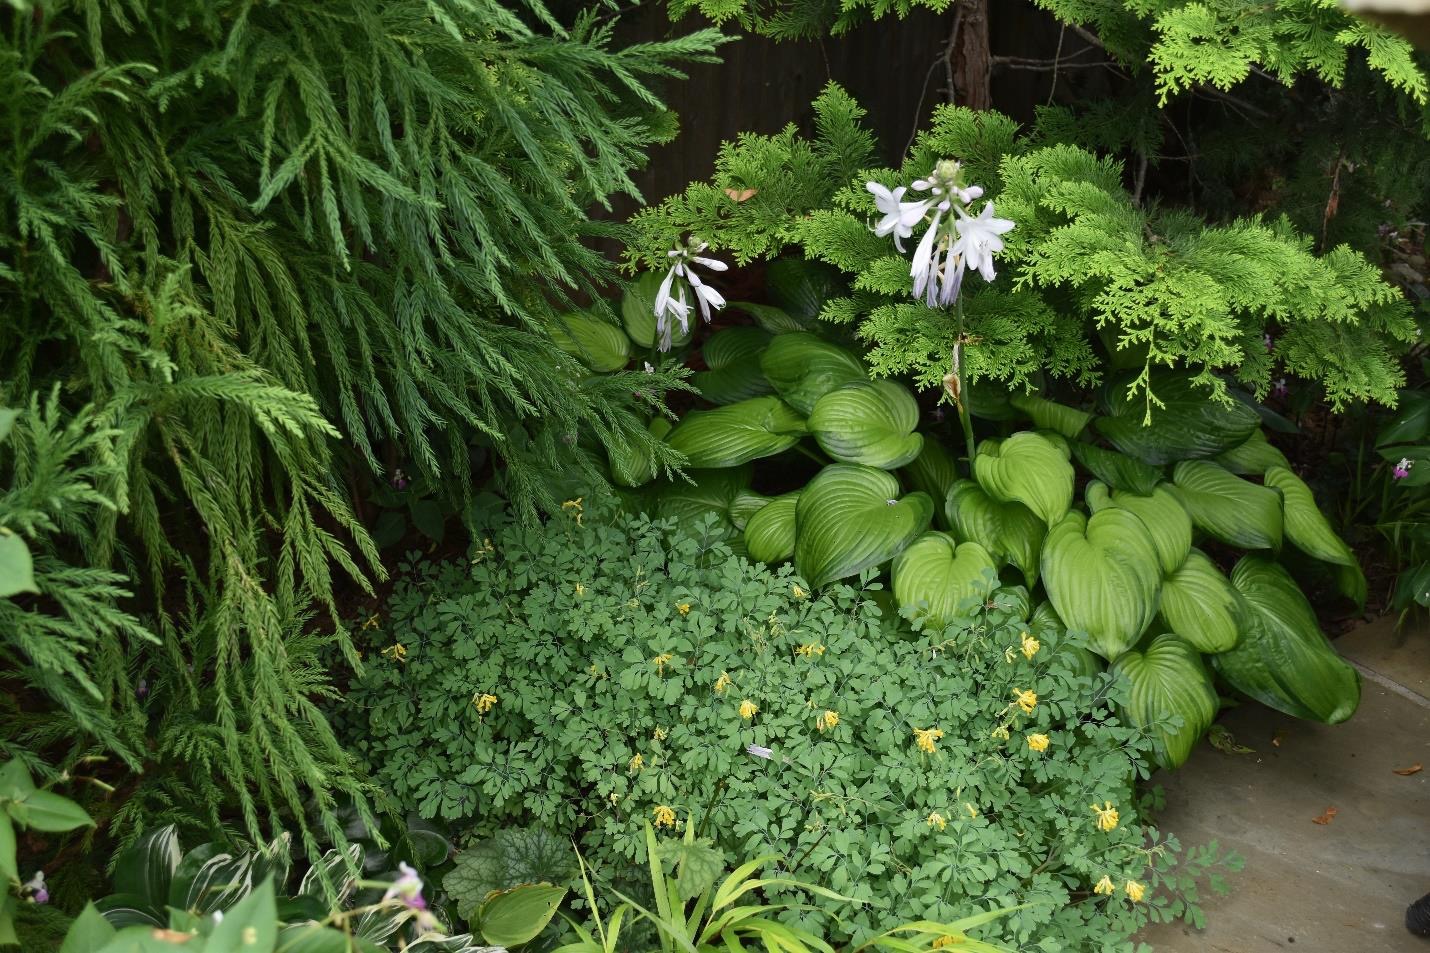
[653,237,729,351]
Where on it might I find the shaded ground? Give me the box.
[1139,616,1430,953]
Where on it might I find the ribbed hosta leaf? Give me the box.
[900,440,960,528]
[1009,393,1092,438]
[1086,482,1192,576]
[692,327,774,405]
[608,418,672,488]
[745,491,799,564]
[767,258,843,323]
[654,466,752,536]
[623,272,691,349]
[665,397,806,468]
[794,465,933,588]
[729,301,809,334]
[945,480,1045,584]
[759,333,866,414]
[1264,466,1357,569]
[552,312,632,372]
[1069,441,1162,496]
[808,381,923,469]
[729,491,771,531]
[1215,556,1360,724]
[892,532,998,629]
[1041,510,1161,660]
[1031,601,1105,678]
[1215,429,1290,475]
[1097,372,1259,465]
[1159,549,1242,652]
[1171,460,1283,550]
[974,431,1074,526]
[1111,634,1219,770]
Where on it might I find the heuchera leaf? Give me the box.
[1041,509,1161,660]
[1111,634,1219,770]
[974,431,1074,526]
[892,532,998,630]
[794,464,932,588]
[808,380,923,469]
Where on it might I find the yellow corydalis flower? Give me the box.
[561,498,583,525]
[739,699,759,720]
[574,582,586,597]
[714,671,732,694]
[361,613,381,630]
[652,653,674,674]
[963,803,979,819]
[1026,733,1050,752]
[1093,875,1115,896]
[1124,880,1145,903]
[795,642,826,657]
[628,753,644,773]
[652,805,677,829]
[926,811,946,831]
[381,643,407,663]
[472,692,497,714]
[676,602,691,615]
[816,710,839,732]
[652,726,667,741]
[1013,688,1037,714]
[792,584,808,599]
[990,725,1010,741]
[913,727,944,754]
[1091,801,1120,832]
[931,937,956,950]
[1020,631,1040,659]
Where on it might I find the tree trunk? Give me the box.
[952,0,992,109]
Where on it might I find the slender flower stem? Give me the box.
[951,297,977,469]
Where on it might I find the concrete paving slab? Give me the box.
[1137,619,1430,953]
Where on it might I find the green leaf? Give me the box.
[113,825,182,909]
[729,491,771,531]
[0,892,15,949]
[1096,372,1259,465]
[899,441,960,528]
[0,409,18,444]
[759,333,866,415]
[0,762,34,801]
[0,533,38,599]
[656,838,727,902]
[552,313,633,373]
[1171,461,1283,550]
[1376,390,1430,447]
[12,789,93,833]
[444,827,577,923]
[808,381,923,469]
[479,884,568,948]
[728,301,809,334]
[892,532,998,629]
[169,842,254,914]
[207,876,278,952]
[693,328,774,404]
[277,925,372,953]
[1379,445,1430,487]
[654,467,753,537]
[624,273,691,350]
[609,419,674,488]
[1215,429,1290,475]
[794,465,932,588]
[944,481,1045,584]
[973,432,1074,526]
[665,397,806,469]
[744,492,800,565]
[1008,393,1092,438]
[766,258,843,324]
[0,814,14,884]
[1068,441,1162,496]
[1111,634,1219,770]
[60,904,118,953]
[1086,482,1192,576]
[1041,510,1161,660]
[409,500,445,545]
[1158,549,1242,653]
[1215,557,1360,724]
[1263,467,1357,569]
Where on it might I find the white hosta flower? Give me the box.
[653,238,728,351]
[866,182,930,252]
[951,201,1015,282]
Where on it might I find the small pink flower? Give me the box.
[1272,378,1288,399]
[1395,457,1414,480]
[1263,333,1274,353]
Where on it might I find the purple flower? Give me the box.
[136,678,149,700]
[384,862,426,909]
[22,872,46,904]
[392,469,410,491]
[1263,333,1274,353]
[1272,378,1288,399]
[1395,457,1414,480]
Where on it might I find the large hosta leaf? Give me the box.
[808,381,923,469]
[901,441,960,528]
[1086,482,1192,576]
[1263,466,1356,568]
[1069,441,1162,496]
[653,466,753,536]
[693,327,774,405]
[1111,634,1219,770]
[729,491,771,531]
[1096,372,1259,465]
[1171,460,1283,550]
[745,491,800,564]
[665,397,806,468]
[1215,429,1290,475]
[767,258,843,323]
[608,418,673,488]
[759,333,867,414]
[1041,510,1161,660]
[1215,556,1360,724]
[892,532,998,629]
[622,273,691,349]
[1009,393,1092,438]
[794,465,933,588]
[1159,549,1242,653]
[945,481,1045,584]
[974,432,1074,526]
[551,312,633,373]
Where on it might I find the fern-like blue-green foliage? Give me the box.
[628,85,1413,413]
[0,0,719,862]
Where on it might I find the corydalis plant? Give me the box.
[654,237,729,351]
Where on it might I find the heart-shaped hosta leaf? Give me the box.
[693,327,774,404]
[974,432,1074,526]
[1215,556,1360,724]
[622,273,691,349]
[759,333,867,415]
[1041,510,1161,660]
[1263,466,1356,569]
[1215,429,1290,475]
[1086,482,1192,576]
[552,313,632,373]
[945,480,1045,584]
[654,466,753,536]
[794,465,933,588]
[808,381,923,469]
[1096,372,1260,465]
[1111,634,1219,770]
[1158,549,1242,652]
[1171,460,1283,550]
[1069,441,1162,496]
[767,258,843,323]
[1009,393,1092,438]
[892,532,998,629]
[608,418,673,488]
[901,441,960,528]
[729,301,809,334]
[665,397,806,469]
[745,491,799,564]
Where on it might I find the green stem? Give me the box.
[953,298,976,468]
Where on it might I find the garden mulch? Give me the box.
[1137,615,1430,953]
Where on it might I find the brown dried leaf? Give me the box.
[1393,763,1424,776]
[1312,806,1338,825]
[724,188,757,202]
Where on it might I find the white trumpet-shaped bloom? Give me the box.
[653,238,728,351]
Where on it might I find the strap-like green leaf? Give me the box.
[1264,466,1356,569]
